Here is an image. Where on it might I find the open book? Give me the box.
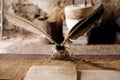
[23,65,77,80]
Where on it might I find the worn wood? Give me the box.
[0,54,120,61]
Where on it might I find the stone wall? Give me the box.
[28,0,101,13]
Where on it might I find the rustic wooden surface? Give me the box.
[0,54,120,61]
[8,44,120,55]
[0,59,120,80]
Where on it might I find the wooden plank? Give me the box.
[0,54,120,61]
[8,45,120,55]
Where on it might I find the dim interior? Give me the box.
[0,0,120,54]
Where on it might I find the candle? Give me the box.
[64,4,94,30]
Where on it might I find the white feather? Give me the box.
[5,13,57,44]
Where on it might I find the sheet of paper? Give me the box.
[80,70,120,80]
[24,65,77,80]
